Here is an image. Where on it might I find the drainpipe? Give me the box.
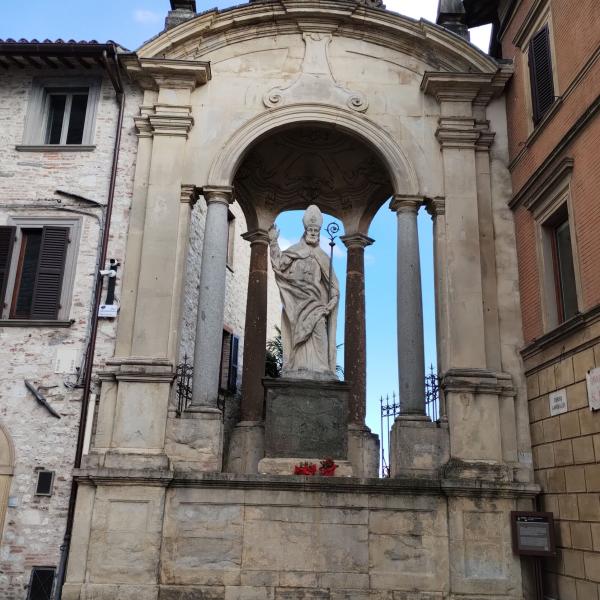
[54,44,125,600]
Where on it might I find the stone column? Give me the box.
[191,186,234,409]
[225,229,270,474]
[426,197,448,420]
[340,233,373,426]
[340,233,380,478]
[391,196,426,417]
[239,229,270,422]
[389,196,449,477]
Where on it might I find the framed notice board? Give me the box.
[511,512,556,557]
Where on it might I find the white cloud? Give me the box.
[320,237,344,259]
[133,9,162,24]
[278,236,293,250]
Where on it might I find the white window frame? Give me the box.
[2,217,81,321]
[21,77,101,148]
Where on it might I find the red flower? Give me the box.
[318,458,338,476]
[293,462,317,476]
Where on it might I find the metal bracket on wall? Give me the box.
[24,380,61,419]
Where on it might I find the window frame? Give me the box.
[21,76,101,148]
[532,179,581,332]
[518,4,559,133]
[26,566,56,600]
[1,217,81,322]
[34,470,55,497]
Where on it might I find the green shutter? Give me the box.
[0,226,16,311]
[31,226,69,320]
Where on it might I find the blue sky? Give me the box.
[3,0,490,450]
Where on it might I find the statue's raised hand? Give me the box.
[268,224,280,244]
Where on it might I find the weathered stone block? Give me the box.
[264,378,348,460]
[159,585,226,600]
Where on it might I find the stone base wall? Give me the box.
[63,473,537,600]
[523,316,600,599]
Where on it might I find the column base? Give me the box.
[347,424,380,478]
[225,421,265,474]
[390,417,449,477]
[165,406,223,472]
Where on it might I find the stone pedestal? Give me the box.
[264,377,349,460]
[257,457,354,476]
[390,416,449,477]
[165,407,223,472]
[224,420,264,474]
[347,424,380,478]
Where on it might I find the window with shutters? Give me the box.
[528,25,556,124]
[19,77,100,149]
[26,567,56,600]
[0,218,81,322]
[219,329,240,393]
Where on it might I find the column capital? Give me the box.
[425,197,446,219]
[390,195,423,214]
[202,186,234,206]
[242,228,270,246]
[340,233,374,250]
[180,184,200,206]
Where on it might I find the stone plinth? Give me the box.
[264,377,349,460]
[390,417,449,477]
[257,457,354,476]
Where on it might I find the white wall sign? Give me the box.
[549,388,568,416]
[587,367,600,411]
[54,347,81,374]
[98,303,119,318]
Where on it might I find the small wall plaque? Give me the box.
[549,388,568,416]
[511,511,556,557]
[587,367,600,411]
[98,303,119,318]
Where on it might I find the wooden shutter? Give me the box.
[0,226,16,311]
[30,226,69,320]
[228,335,240,392]
[529,25,555,124]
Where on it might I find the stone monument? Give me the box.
[260,206,350,473]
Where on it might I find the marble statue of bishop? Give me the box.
[268,205,339,380]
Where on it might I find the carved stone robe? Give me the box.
[270,237,339,378]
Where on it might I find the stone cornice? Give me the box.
[389,195,423,214]
[509,157,573,211]
[441,368,516,397]
[137,1,500,76]
[73,468,540,499]
[121,55,211,91]
[340,233,375,250]
[421,68,513,106]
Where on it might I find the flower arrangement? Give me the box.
[293,458,338,476]
[293,461,317,476]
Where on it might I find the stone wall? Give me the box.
[0,67,141,597]
[64,474,534,600]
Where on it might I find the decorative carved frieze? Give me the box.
[263,32,368,112]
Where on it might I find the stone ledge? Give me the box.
[73,469,540,498]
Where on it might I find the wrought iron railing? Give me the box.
[175,354,193,417]
[379,365,440,477]
[175,354,228,418]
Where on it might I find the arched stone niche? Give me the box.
[0,422,15,543]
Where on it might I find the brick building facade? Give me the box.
[459,0,600,597]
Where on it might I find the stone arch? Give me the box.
[206,103,420,214]
[0,422,15,543]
